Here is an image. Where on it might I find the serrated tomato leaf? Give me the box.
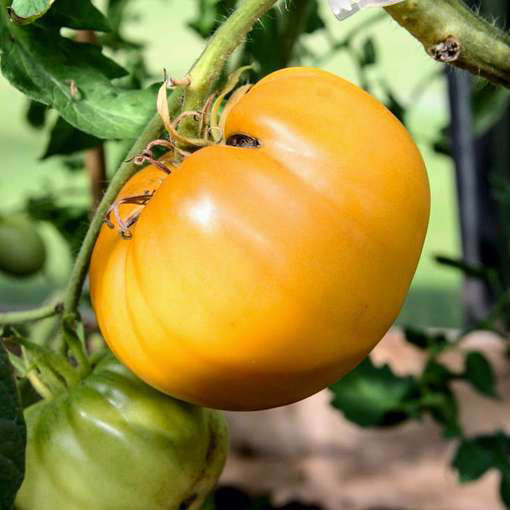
[329,357,419,427]
[0,6,158,139]
[0,342,26,510]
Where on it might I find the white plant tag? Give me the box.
[328,0,405,21]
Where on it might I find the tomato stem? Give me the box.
[385,0,510,89]
[178,0,280,140]
[0,302,62,326]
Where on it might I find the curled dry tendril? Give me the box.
[106,67,254,240]
[105,191,156,239]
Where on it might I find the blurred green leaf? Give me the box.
[464,351,498,398]
[0,341,26,510]
[329,357,419,427]
[304,0,325,34]
[404,326,449,355]
[422,359,456,387]
[420,359,461,437]
[381,84,406,123]
[435,255,496,281]
[360,37,377,67]
[25,100,47,129]
[453,432,510,490]
[453,438,496,482]
[101,0,143,51]
[41,0,111,32]
[8,0,54,24]
[42,116,101,159]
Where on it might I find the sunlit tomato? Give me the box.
[90,67,430,411]
[16,354,228,510]
[0,215,46,277]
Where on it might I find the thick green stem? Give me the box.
[0,303,61,326]
[182,0,279,117]
[385,0,510,89]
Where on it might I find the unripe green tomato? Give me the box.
[0,216,46,277]
[16,354,228,510]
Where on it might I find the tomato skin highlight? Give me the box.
[15,354,228,510]
[90,67,430,411]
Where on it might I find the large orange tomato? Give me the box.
[90,67,430,411]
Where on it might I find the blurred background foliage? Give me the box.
[2,0,510,508]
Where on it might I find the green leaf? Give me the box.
[380,82,406,123]
[452,432,510,486]
[0,7,158,139]
[42,0,111,32]
[8,0,55,24]
[0,342,26,510]
[452,438,495,482]
[360,37,377,67]
[25,100,47,129]
[419,359,462,437]
[101,0,142,51]
[435,255,495,281]
[404,326,449,355]
[304,0,325,34]
[329,357,419,427]
[421,359,456,387]
[42,116,101,159]
[464,351,498,398]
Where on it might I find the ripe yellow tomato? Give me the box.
[90,67,429,411]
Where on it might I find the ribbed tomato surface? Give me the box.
[90,67,430,410]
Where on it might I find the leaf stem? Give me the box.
[0,303,61,326]
[385,0,510,89]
